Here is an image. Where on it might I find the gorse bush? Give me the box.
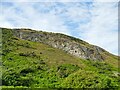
[60,70,119,88]
[20,68,35,75]
[2,71,35,87]
[19,52,37,57]
[57,64,80,78]
[2,72,20,86]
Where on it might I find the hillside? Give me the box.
[1,28,119,89]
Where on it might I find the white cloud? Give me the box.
[0,2,118,55]
[94,0,119,2]
[77,2,118,55]
[1,0,119,2]
[65,5,90,23]
[1,2,70,35]
[0,16,13,28]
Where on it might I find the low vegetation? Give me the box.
[1,28,119,89]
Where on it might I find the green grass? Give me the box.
[1,28,119,88]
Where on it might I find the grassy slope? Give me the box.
[1,28,119,88]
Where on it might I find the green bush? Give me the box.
[2,72,35,87]
[57,64,80,78]
[2,72,20,86]
[20,68,35,75]
[18,77,34,87]
[19,52,37,57]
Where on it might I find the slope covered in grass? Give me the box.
[1,28,119,89]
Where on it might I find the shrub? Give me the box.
[3,49,12,55]
[20,68,35,76]
[57,64,80,78]
[18,77,34,87]
[19,52,37,57]
[2,72,20,86]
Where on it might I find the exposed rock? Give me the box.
[13,29,105,61]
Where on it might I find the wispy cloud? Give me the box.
[1,2,70,35]
[0,1,118,55]
[77,2,118,55]
[1,0,119,2]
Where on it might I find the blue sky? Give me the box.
[0,0,118,55]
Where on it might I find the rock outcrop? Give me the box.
[13,29,106,61]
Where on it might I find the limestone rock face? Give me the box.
[13,29,106,61]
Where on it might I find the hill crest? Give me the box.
[5,28,111,61]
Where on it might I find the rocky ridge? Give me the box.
[13,28,106,61]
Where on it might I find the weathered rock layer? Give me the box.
[13,29,106,61]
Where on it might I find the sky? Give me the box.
[0,0,118,55]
